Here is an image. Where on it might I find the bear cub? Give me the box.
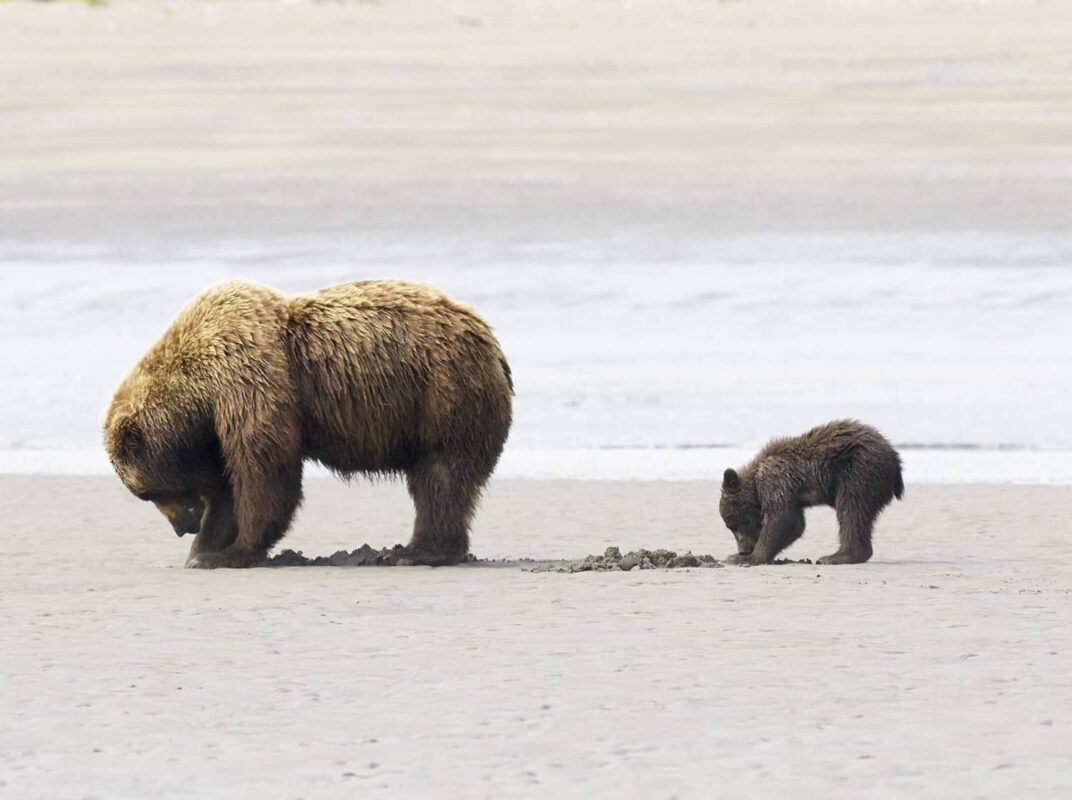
[719,420,903,565]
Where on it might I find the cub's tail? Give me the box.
[893,457,905,500]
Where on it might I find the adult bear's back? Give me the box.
[285,280,513,475]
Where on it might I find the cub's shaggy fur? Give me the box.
[719,420,903,565]
[103,279,513,569]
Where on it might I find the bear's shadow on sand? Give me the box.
[261,545,814,572]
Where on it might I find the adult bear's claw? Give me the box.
[185,547,265,569]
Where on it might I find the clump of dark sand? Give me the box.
[264,544,812,570]
[264,544,480,567]
[265,544,407,567]
[529,546,722,573]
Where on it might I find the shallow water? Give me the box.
[3,236,1071,481]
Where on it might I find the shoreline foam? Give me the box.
[5,446,1072,484]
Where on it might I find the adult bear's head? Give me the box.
[102,398,216,538]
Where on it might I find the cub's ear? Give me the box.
[723,468,741,491]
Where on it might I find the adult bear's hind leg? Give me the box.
[405,455,482,566]
[187,396,304,569]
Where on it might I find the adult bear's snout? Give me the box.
[171,515,200,537]
[156,499,205,537]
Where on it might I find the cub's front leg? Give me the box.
[741,507,806,566]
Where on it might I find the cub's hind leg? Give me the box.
[819,491,875,565]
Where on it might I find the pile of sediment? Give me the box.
[266,544,419,567]
[264,545,812,570]
[528,546,721,573]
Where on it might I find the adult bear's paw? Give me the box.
[185,546,265,569]
[403,545,468,567]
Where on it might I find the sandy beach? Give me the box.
[3,476,1071,798]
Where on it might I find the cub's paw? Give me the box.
[726,553,771,566]
[185,548,264,569]
[742,554,775,567]
[816,550,870,565]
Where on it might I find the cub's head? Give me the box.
[719,468,762,556]
[102,403,207,538]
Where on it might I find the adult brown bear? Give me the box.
[102,279,513,569]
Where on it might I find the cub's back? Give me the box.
[760,419,892,465]
[752,420,900,500]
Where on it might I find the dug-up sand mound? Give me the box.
[265,545,811,571]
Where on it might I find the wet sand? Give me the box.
[2,0,1071,257]
[3,476,1071,797]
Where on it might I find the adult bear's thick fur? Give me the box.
[102,279,513,569]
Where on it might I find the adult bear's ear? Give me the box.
[115,418,146,460]
[723,468,740,491]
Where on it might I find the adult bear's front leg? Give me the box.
[185,489,237,566]
[187,461,302,569]
[186,465,301,569]
[190,396,304,568]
